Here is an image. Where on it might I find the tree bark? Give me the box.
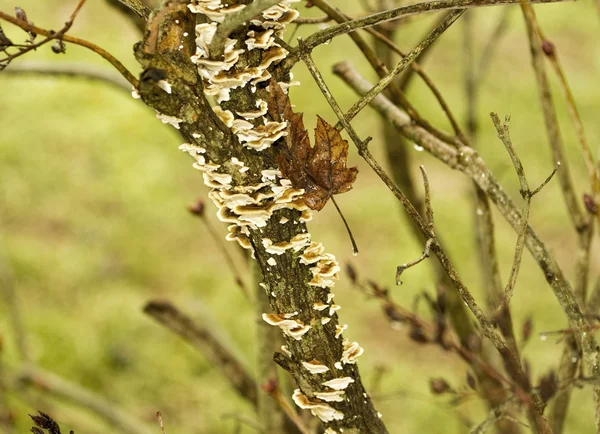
[134,2,388,432]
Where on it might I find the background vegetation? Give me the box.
[0,0,599,432]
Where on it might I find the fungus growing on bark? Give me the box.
[157,80,172,94]
[329,304,341,316]
[292,389,344,423]
[236,99,268,119]
[262,313,310,340]
[315,390,346,402]
[281,345,292,358]
[245,29,275,50]
[341,340,364,364]
[213,106,235,127]
[302,361,330,374]
[322,377,355,390]
[156,113,183,129]
[313,301,329,311]
[335,324,348,338]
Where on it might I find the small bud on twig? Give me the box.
[187,198,205,217]
[429,378,452,395]
[541,39,555,57]
[583,193,598,215]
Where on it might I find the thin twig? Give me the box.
[332,64,582,433]
[537,31,600,232]
[309,0,460,146]
[3,61,130,91]
[520,3,600,429]
[519,1,586,231]
[0,0,87,67]
[156,412,167,434]
[396,238,434,285]
[294,15,331,24]
[0,11,139,87]
[340,10,464,128]
[143,300,258,406]
[490,113,531,310]
[294,0,572,56]
[327,196,358,254]
[419,166,435,233]
[332,63,592,343]
[470,399,527,434]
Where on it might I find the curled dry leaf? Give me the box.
[268,79,358,211]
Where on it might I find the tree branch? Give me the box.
[293,0,572,57]
[144,300,258,406]
[2,61,131,91]
[0,11,139,88]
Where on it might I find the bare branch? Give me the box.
[3,61,130,91]
[332,63,592,344]
[396,238,434,285]
[143,300,258,406]
[339,10,464,127]
[296,0,572,54]
[490,113,531,310]
[519,2,586,231]
[0,11,139,87]
[420,165,435,233]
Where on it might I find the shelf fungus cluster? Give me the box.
[156,0,370,426]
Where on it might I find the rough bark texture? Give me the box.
[134,2,387,432]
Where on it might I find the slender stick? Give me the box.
[143,300,258,406]
[519,2,586,231]
[0,11,139,87]
[330,196,359,255]
[297,0,572,54]
[340,10,464,127]
[396,238,434,284]
[3,61,130,91]
[309,0,460,146]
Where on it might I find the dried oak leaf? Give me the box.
[268,80,358,211]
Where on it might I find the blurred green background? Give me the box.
[0,0,599,432]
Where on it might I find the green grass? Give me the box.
[0,0,599,432]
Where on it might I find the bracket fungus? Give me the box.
[292,389,344,423]
[322,377,355,391]
[262,313,311,340]
[302,361,330,374]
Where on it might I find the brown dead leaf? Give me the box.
[268,80,358,210]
